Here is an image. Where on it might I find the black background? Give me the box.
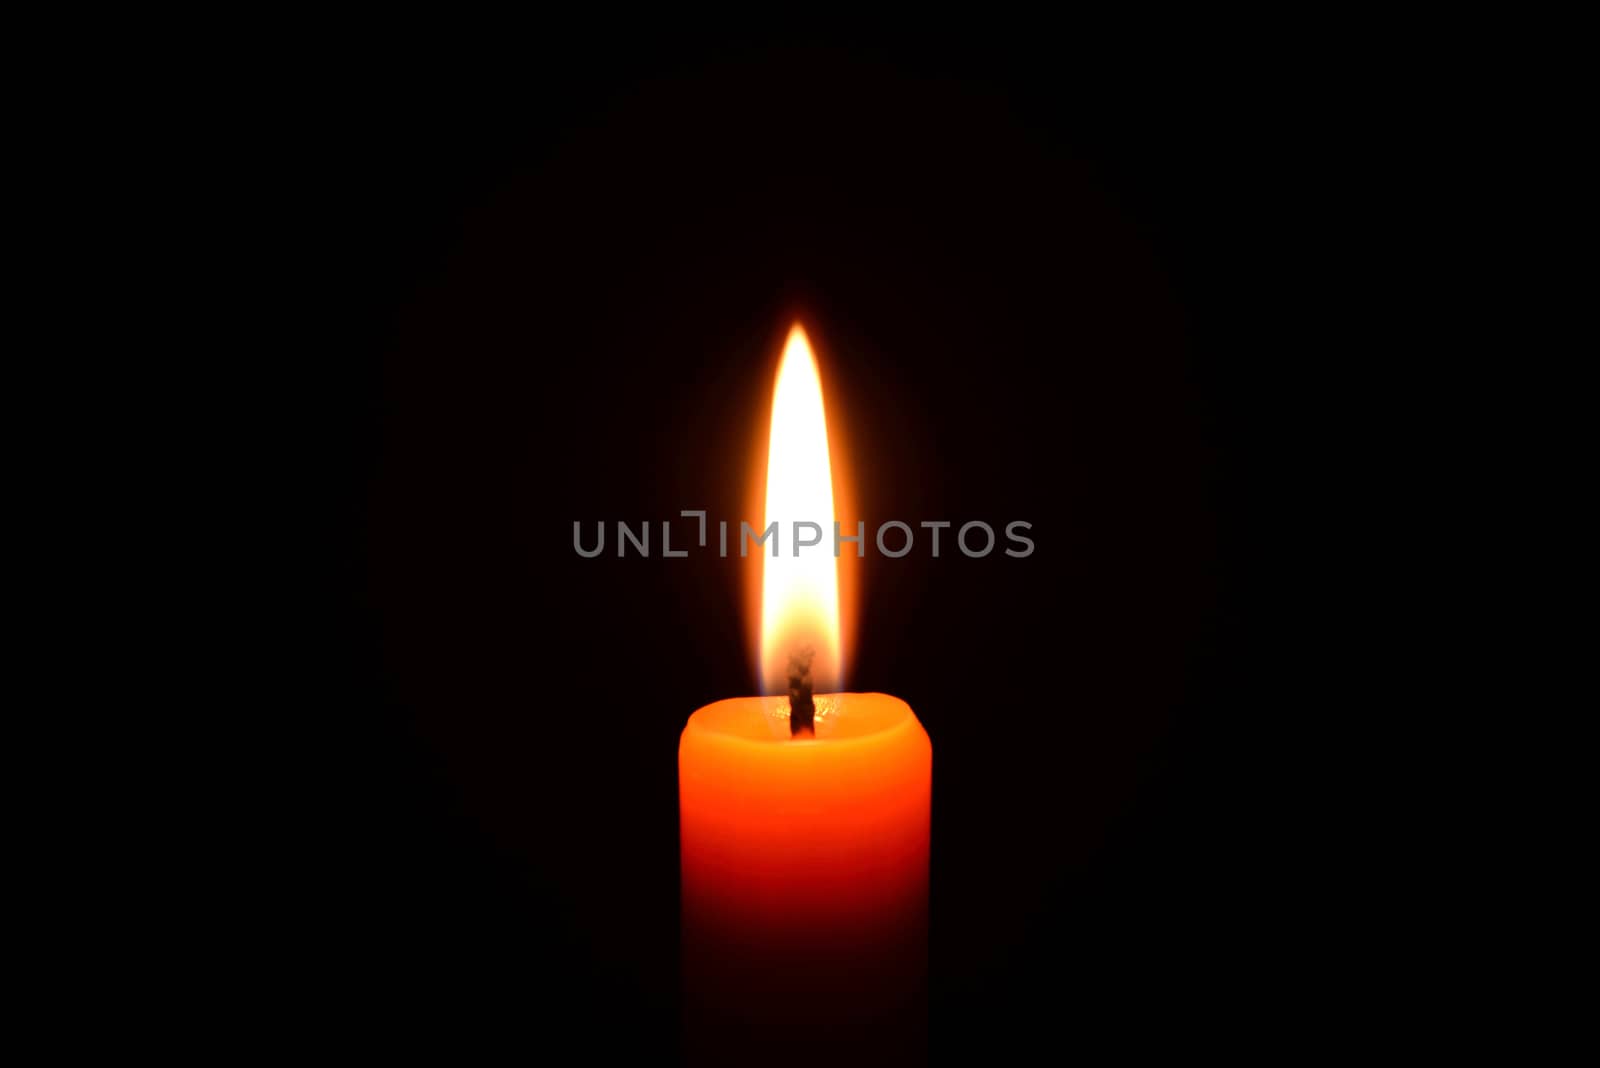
[280,35,1361,1059]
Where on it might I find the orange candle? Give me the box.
[680,695,932,1058]
[679,325,933,1063]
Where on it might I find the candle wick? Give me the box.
[787,645,815,737]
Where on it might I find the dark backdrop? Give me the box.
[282,37,1350,1059]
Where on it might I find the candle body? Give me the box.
[679,693,931,1065]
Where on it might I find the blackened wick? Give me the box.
[787,645,816,737]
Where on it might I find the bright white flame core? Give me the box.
[759,324,841,693]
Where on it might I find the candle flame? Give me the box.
[759,324,842,695]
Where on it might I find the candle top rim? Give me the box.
[683,692,920,747]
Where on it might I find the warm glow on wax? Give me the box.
[759,323,842,694]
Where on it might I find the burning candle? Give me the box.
[680,325,933,1065]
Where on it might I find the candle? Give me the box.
[680,325,933,1064]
